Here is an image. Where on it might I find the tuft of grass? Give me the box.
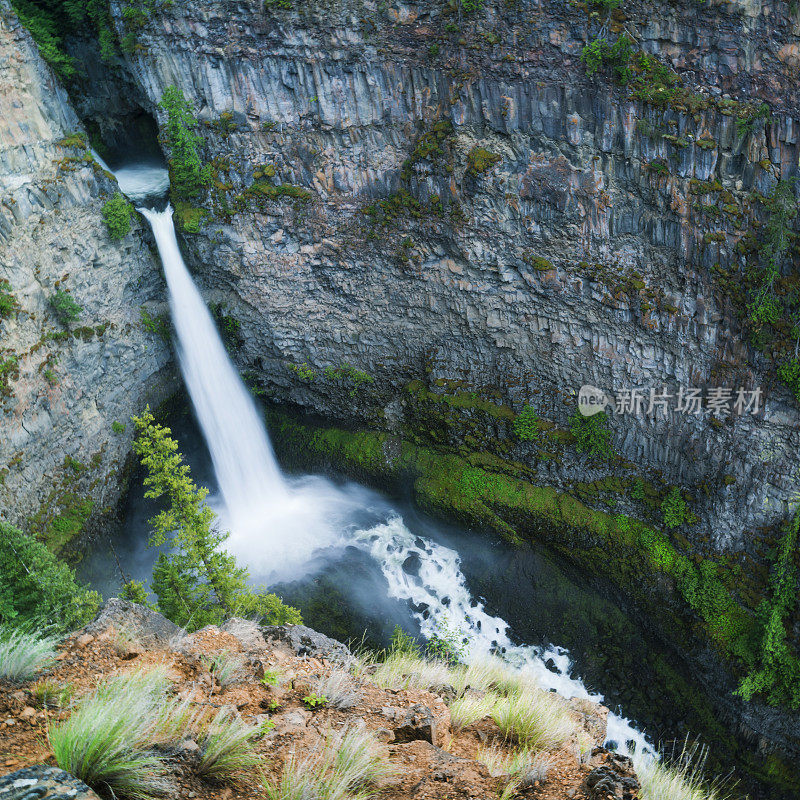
[574,730,594,765]
[314,669,360,710]
[0,627,57,681]
[31,677,73,708]
[492,688,576,750]
[450,656,537,698]
[369,652,452,692]
[203,650,246,688]
[477,743,534,777]
[264,725,392,800]
[196,707,262,783]
[50,669,176,800]
[448,692,498,729]
[638,743,732,800]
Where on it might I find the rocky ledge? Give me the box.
[0,600,637,800]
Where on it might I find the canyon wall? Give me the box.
[111,0,800,545]
[0,2,172,545]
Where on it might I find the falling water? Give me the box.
[140,207,289,529]
[133,184,655,762]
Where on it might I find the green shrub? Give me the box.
[661,487,688,529]
[0,521,100,631]
[0,627,57,681]
[631,478,646,501]
[737,515,800,708]
[132,408,302,630]
[569,411,613,458]
[49,290,81,325]
[778,358,800,402]
[0,280,19,319]
[513,404,540,441]
[302,693,327,709]
[119,579,151,606]
[112,420,127,434]
[102,192,132,240]
[581,34,633,82]
[159,87,211,201]
[466,146,501,176]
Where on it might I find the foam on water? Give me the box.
[129,178,656,763]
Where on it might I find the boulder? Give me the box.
[84,599,183,647]
[0,765,101,799]
[260,624,353,664]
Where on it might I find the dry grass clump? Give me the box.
[638,743,732,800]
[448,692,498,729]
[196,706,262,782]
[264,725,392,800]
[492,688,576,750]
[314,669,361,710]
[50,666,264,798]
[0,627,57,681]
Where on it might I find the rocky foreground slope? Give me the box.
[0,600,638,800]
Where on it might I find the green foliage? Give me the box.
[302,693,328,709]
[661,487,688,529]
[631,478,646,501]
[569,411,613,458]
[466,146,501,176]
[778,358,800,401]
[10,0,118,81]
[102,192,132,240]
[513,404,540,441]
[119,579,152,607]
[459,0,482,12]
[49,289,81,325]
[737,515,800,708]
[0,521,100,631]
[747,181,798,336]
[132,408,302,630]
[288,362,317,382]
[425,618,466,666]
[390,624,421,657]
[736,101,771,137]
[261,668,280,687]
[0,279,19,320]
[323,363,375,396]
[586,0,621,10]
[210,303,242,353]
[139,307,170,342]
[112,420,127,434]
[0,352,20,397]
[159,86,212,202]
[581,34,633,83]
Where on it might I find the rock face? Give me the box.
[0,3,172,540]
[108,0,800,546]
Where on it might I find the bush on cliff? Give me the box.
[0,521,100,631]
[49,289,81,325]
[102,192,133,240]
[132,407,301,630]
[159,87,212,202]
[569,410,613,458]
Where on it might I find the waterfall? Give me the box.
[140,207,289,531]
[137,197,655,763]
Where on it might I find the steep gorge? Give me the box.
[2,0,800,795]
